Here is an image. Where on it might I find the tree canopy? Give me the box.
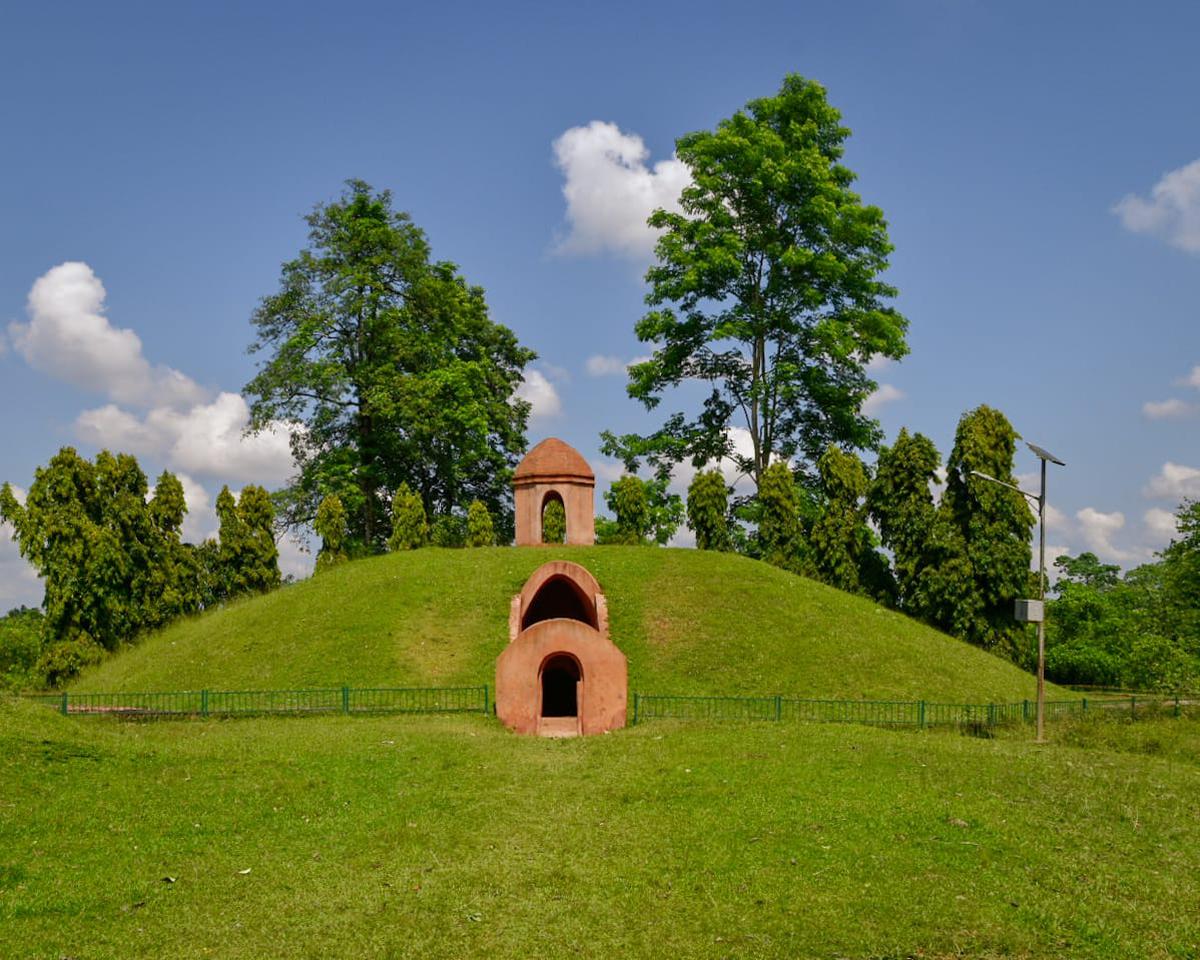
[245,180,535,550]
[602,74,908,495]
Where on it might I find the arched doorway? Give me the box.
[540,653,581,718]
[521,576,597,631]
[541,490,566,543]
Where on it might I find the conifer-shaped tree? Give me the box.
[466,500,495,547]
[541,499,566,544]
[314,494,349,571]
[686,470,730,551]
[389,483,428,550]
[757,461,803,571]
[606,475,652,545]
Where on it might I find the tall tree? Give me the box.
[868,428,941,612]
[605,475,652,545]
[808,445,894,602]
[921,406,1033,655]
[1160,498,1200,646]
[686,469,731,551]
[0,449,197,654]
[602,74,908,494]
[757,461,804,571]
[215,485,281,596]
[314,494,349,572]
[245,180,535,550]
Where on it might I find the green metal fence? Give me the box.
[25,685,490,720]
[630,692,1160,730]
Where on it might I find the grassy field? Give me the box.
[74,547,1060,703]
[2,698,1198,959]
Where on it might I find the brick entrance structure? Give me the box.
[513,438,595,546]
[495,560,627,736]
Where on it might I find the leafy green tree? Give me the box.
[757,462,804,571]
[1160,498,1200,646]
[2,449,176,654]
[245,180,535,551]
[430,514,468,548]
[920,406,1033,655]
[0,607,45,691]
[314,494,349,572]
[605,475,652,545]
[686,470,730,551]
[389,483,427,550]
[602,74,907,495]
[466,500,495,547]
[231,486,281,595]
[809,446,894,602]
[541,499,566,544]
[868,429,941,612]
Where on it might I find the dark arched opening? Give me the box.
[541,654,581,717]
[541,490,566,544]
[522,576,597,630]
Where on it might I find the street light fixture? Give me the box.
[971,440,1065,743]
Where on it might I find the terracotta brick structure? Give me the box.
[495,560,627,736]
[513,438,595,546]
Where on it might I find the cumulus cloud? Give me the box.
[1113,158,1200,254]
[516,369,562,421]
[552,121,691,260]
[1075,507,1149,564]
[1144,461,1200,501]
[1186,365,1200,389]
[1144,507,1179,544]
[862,383,905,415]
[586,354,627,377]
[1143,398,1195,420]
[9,262,205,409]
[76,392,295,488]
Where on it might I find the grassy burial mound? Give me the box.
[74,547,1057,703]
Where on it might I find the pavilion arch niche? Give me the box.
[513,438,595,546]
[496,560,626,736]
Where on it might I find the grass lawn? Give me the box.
[2,699,1197,959]
[74,547,1064,704]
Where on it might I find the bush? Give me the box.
[36,635,105,689]
[430,514,468,548]
[542,499,566,544]
[389,484,428,550]
[314,494,349,572]
[605,475,651,545]
[0,607,44,691]
[687,470,730,551]
[466,500,494,547]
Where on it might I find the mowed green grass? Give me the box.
[75,547,1058,703]
[2,699,1198,959]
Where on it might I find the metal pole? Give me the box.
[1036,457,1046,744]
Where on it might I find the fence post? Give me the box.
[342,685,350,715]
[632,692,639,726]
[1023,699,1030,723]
[483,685,489,716]
[987,703,996,727]
[1175,696,1181,718]
[774,694,782,722]
[60,691,68,716]
[918,700,925,729]
[1131,695,1136,721]
[1082,697,1088,714]
[201,689,209,719]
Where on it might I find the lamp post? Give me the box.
[971,441,1064,743]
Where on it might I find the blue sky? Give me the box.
[2,0,1198,608]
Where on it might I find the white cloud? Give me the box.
[0,486,41,610]
[516,369,562,421]
[593,459,626,483]
[76,392,296,488]
[1144,461,1200,501]
[1184,365,1200,389]
[862,383,905,415]
[1075,507,1148,564]
[1113,158,1200,254]
[9,262,205,409]
[586,354,627,377]
[552,121,691,260]
[1144,507,1179,544]
[865,355,894,373]
[1142,398,1195,420]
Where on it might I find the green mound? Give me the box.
[74,547,1054,703]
